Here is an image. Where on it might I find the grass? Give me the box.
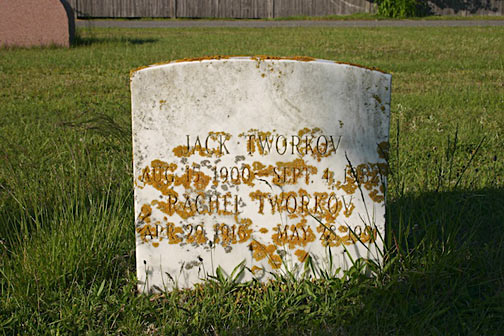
[0,26,503,334]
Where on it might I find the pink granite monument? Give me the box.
[0,0,75,48]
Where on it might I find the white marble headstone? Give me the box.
[131,56,391,292]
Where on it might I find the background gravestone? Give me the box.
[0,0,74,48]
[131,56,391,292]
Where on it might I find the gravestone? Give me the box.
[131,56,391,292]
[0,0,74,48]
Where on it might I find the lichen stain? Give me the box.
[249,241,282,269]
[138,160,177,193]
[240,128,336,162]
[317,224,377,247]
[159,99,168,110]
[136,224,155,243]
[335,162,387,203]
[186,226,207,245]
[334,167,358,195]
[251,158,317,186]
[294,249,309,262]
[174,168,211,191]
[140,204,152,223]
[251,55,316,63]
[167,223,183,244]
[140,160,211,193]
[250,265,263,275]
[173,132,232,159]
[172,144,209,158]
[271,218,316,249]
[241,163,256,187]
[176,55,232,63]
[343,202,355,217]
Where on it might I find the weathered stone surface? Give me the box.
[131,56,391,292]
[0,0,74,48]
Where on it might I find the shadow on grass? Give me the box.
[72,35,158,46]
[386,188,504,251]
[364,187,504,333]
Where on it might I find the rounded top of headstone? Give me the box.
[130,55,389,78]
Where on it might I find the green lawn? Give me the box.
[1,26,503,335]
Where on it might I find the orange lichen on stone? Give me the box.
[177,199,199,219]
[175,55,231,63]
[325,197,342,223]
[317,224,377,247]
[173,131,232,158]
[271,218,316,249]
[137,224,156,243]
[298,127,320,137]
[239,129,258,155]
[360,226,377,244]
[172,144,210,158]
[173,168,211,191]
[294,249,309,262]
[186,225,208,245]
[130,65,149,78]
[166,223,183,244]
[250,55,315,62]
[234,216,253,243]
[152,193,202,220]
[317,224,342,247]
[214,223,236,246]
[343,202,355,217]
[140,160,212,193]
[249,241,282,269]
[139,160,178,193]
[139,204,152,223]
[275,158,318,185]
[334,162,388,202]
[249,190,265,214]
[213,217,252,246]
[249,158,317,187]
[369,189,385,203]
[240,128,337,161]
[250,265,263,275]
[241,163,256,187]
[322,168,335,187]
[244,130,273,155]
[297,128,338,161]
[334,166,358,195]
[249,189,348,221]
